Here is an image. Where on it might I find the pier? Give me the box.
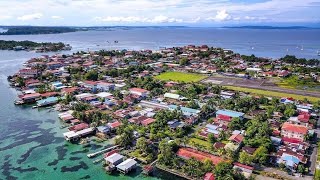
[87,145,119,158]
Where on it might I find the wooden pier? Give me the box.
[87,145,119,158]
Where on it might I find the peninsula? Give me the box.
[0,40,72,52]
[0,26,79,35]
[7,45,320,180]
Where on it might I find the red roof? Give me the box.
[108,121,121,129]
[40,92,58,97]
[298,114,310,123]
[204,172,215,180]
[228,134,244,143]
[217,114,232,122]
[104,149,118,158]
[233,162,254,170]
[177,148,224,165]
[69,123,89,131]
[21,93,41,99]
[62,87,78,94]
[141,118,156,126]
[129,88,149,93]
[84,80,97,85]
[282,122,308,135]
[282,137,302,144]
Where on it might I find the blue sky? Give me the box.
[0,0,319,26]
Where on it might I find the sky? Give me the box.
[0,0,319,26]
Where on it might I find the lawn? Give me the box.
[224,86,320,102]
[155,71,207,83]
[276,75,320,90]
[188,138,212,149]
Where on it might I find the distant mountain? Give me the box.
[222,26,319,29]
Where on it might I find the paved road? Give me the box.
[263,167,313,180]
[202,76,320,98]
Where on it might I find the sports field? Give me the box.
[224,86,320,102]
[155,71,207,83]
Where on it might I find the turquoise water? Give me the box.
[0,52,176,179]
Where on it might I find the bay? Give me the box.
[0,27,319,180]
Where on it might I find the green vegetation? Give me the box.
[277,75,320,90]
[224,86,320,102]
[1,26,78,35]
[155,71,207,83]
[188,138,212,149]
[0,40,69,51]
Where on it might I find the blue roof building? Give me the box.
[216,109,244,119]
[169,105,200,116]
[37,97,59,107]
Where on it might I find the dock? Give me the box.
[87,145,119,158]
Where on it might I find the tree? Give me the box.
[239,152,253,165]
[115,126,134,147]
[208,134,216,144]
[253,146,269,164]
[203,159,214,172]
[228,117,242,131]
[297,164,305,174]
[214,162,234,180]
[84,70,98,81]
[179,57,189,66]
[136,137,148,154]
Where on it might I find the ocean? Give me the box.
[0,27,319,180]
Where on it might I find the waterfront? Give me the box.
[0,27,320,59]
[0,28,320,180]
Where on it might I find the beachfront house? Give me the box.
[105,153,124,166]
[116,159,137,174]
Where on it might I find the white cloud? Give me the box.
[207,10,231,21]
[17,13,43,21]
[51,15,63,20]
[0,15,12,20]
[94,15,183,23]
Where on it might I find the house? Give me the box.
[63,127,95,142]
[129,88,150,97]
[18,68,39,78]
[68,123,89,132]
[241,146,257,155]
[213,142,226,149]
[233,162,254,178]
[164,93,187,101]
[19,93,41,103]
[97,82,115,92]
[61,87,78,95]
[107,121,122,130]
[82,81,98,92]
[141,118,156,126]
[37,96,59,107]
[51,81,66,90]
[167,120,185,129]
[168,105,200,116]
[105,153,124,166]
[116,159,137,174]
[97,126,111,134]
[215,110,244,126]
[47,61,62,70]
[203,172,215,180]
[281,122,308,142]
[228,134,244,144]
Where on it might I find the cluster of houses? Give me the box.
[8,46,319,179]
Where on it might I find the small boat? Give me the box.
[114,40,118,43]
[32,105,38,109]
[317,50,320,56]
[80,137,90,147]
[14,100,24,105]
[301,45,304,51]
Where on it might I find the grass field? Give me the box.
[155,71,207,83]
[188,138,212,149]
[224,86,320,102]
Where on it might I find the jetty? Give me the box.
[87,145,119,158]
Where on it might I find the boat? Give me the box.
[317,50,320,56]
[114,40,118,43]
[32,105,38,109]
[301,45,304,51]
[80,137,91,147]
[14,100,24,105]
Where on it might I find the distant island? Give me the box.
[0,40,72,52]
[0,26,80,35]
[222,26,318,29]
